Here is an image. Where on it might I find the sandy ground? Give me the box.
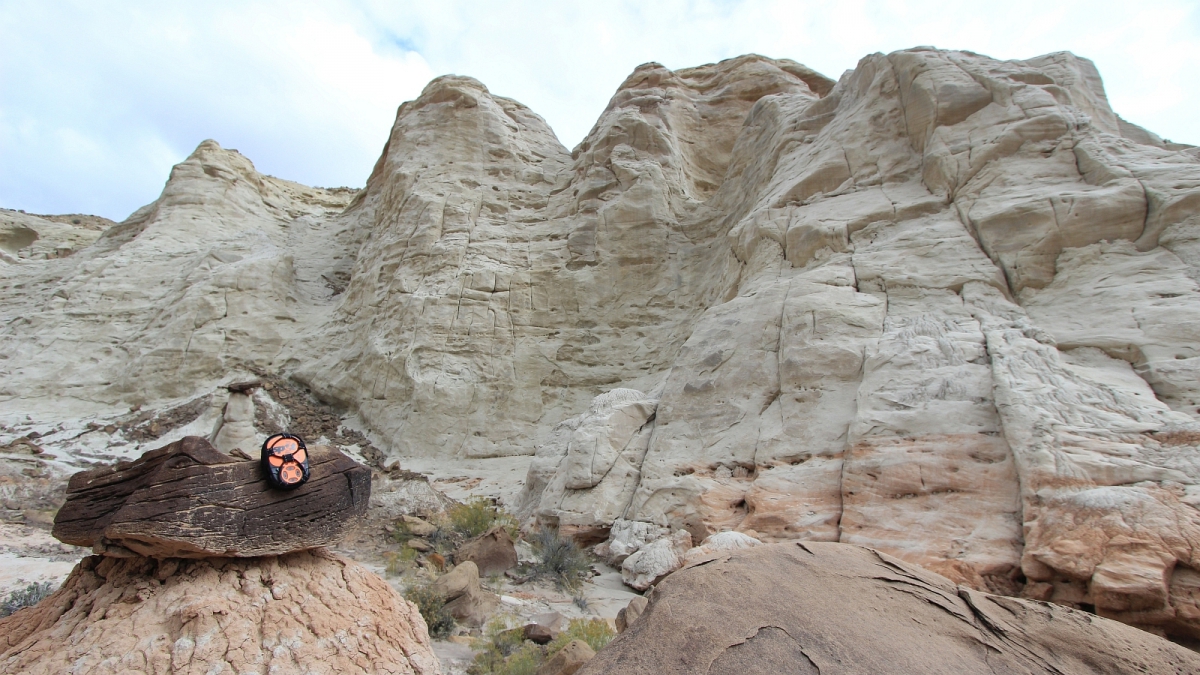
[399,454,533,509]
[0,523,86,596]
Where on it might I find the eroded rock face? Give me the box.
[2,47,1199,641]
[517,49,1200,642]
[0,550,441,675]
[288,58,826,459]
[579,542,1200,675]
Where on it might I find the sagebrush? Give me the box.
[447,497,518,539]
[549,618,615,654]
[529,528,591,590]
[404,583,456,639]
[1,581,55,617]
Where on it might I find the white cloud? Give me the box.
[1,0,1197,219]
[0,0,432,219]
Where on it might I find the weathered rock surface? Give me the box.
[536,639,594,675]
[620,530,691,591]
[514,49,1200,642]
[0,209,112,262]
[1,47,1199,641]
[0,549,441,675]
[53,436,371,557]
[614,596,648,633]
[580,542,1200,675]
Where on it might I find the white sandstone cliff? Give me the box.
[1,49,1199,642]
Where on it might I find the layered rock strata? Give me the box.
[53,436,371,558]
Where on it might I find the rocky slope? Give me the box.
[2,48,1199,642]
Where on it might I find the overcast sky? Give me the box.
[3,1,1198,221]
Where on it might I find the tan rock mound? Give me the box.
[0,549,441,674]
[580,542,1200,675]
[432,560,499,626]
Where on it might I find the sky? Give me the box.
[2,1,1198,221]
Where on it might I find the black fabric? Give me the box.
[261,433,311,490]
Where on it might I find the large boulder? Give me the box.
[432,561,499,626]
[536,640,595,675]
[52,436,371,558]
[455,525,518,576]
[581,542,1200,674]
[615,596,648,633]
[681,530,762,565]
[620,530,691,591]
[0,550,441,674]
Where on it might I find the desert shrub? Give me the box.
[529,528,591,590]
[469,618,544,675]
[469,642,542,675]
[447,497,518,539]
[467,617,615,675]
[427,525,461,556]
[547,618,615,654]
[384,545,419,576]
[404,583,455,639]
[1,581,55,617]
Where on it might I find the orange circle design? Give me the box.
[279,463,304,484]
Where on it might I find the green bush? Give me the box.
[404,583,455,639]
[470,618,541,675]
[447,497,518,539]
[529,528,591,590]
[384,545,420,577]
[469,641,542,675]
[469,617,615,675]
[1,581,55,617]
[547,618,615,655]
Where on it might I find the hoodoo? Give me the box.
[0,440,440,674]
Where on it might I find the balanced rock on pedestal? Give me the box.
[52,435,371,557]
[0,437,442,675]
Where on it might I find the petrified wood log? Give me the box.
[52,435,371,558]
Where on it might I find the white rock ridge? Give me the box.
[1,49,1199,641]
[516,50,1200,642]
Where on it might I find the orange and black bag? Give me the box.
[261,433,310,490]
